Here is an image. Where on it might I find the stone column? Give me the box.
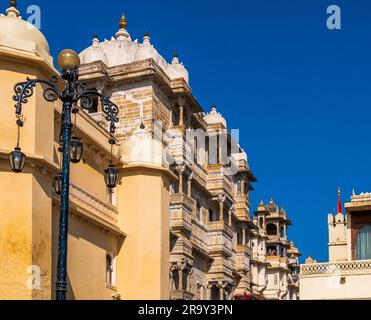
[187,173,193,198]
[228,204,234,227]
[242,227,246,245]
[97,86,103,113]
[176,164,186,195]
[218,194,226,223]
[179,105,184,127]
[218,281,227,300]
[178,268,183,291]
[207,284,213,300]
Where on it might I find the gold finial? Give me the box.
[338,186,341,195]
[119,15,127,29]
[6,0,20,17]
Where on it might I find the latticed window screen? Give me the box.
[356,225,371,260]
[106,254,113,285]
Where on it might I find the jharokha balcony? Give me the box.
[207,221,234,257]
[300,260,371,300]
[170,193,195,235]
[234,245,251,273]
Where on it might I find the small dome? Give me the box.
[0,4,50,58]
[203,106,227,128]
[79,17,190,84]
[80,36,108,65]
[169,53,189,83]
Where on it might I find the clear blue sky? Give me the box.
[5,0,371,263]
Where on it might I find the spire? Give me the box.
[6,0,20,17]
[115,14,131,41]
[172,52,179,65]
[119,14,127,29]
[143,32,151,45]
[337,187,342,213]
[92,33,99,46]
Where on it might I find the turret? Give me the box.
[328,188,347,262]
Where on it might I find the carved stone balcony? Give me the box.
[234,245,251,273]
[207,221,233,257]
[191,221,209,257]
[234,194,250,220]
[206,164,234,197]
[170,193,195,235]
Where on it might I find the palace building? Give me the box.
[250,199,300,300]
[0,2,300,300]
[300,189,371,300]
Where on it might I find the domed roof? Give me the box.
[79,16,190,84]
[203,106,227,128]
[80,35,108,65]
[0,2,50,59]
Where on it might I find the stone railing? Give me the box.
[207,221,233,257]
[207,221,234,238]
[301,260,371,276]
[88,111,109,130]
[170,193,195,212]
[191,221,208,253]
[234,245,250,273]
[206,164,234,196]
[170,193,195,234]
[69,184,118,225]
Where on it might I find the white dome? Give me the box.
[80,43,108,65]
[0,6,50,60]
[204,106,227,128]
[78,18,190,84]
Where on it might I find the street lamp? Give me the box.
[9,49,120,300]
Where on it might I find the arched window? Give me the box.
[356,225,371,260]
[267,223,278,236]
[259,217,264,228]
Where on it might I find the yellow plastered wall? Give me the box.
[51,205,119,300]
[0,57,55,159]
[116,168,171,300]
[0,171,52,300]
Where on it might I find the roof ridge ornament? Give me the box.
[6,0,21,18]
[115,14,131,41]
[92,33,99,46]
[143,32,151,46]
[172,52,179,65]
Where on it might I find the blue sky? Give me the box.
[4,0,371,262]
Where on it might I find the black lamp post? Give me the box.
[9,49,120,300]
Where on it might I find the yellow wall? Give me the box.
[117,167,171,300]
[51,205,119,300]
[0,49,124,300]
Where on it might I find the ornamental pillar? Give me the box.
[187,173,193,197]
[218,194,226,223]
[179,105,184,126]
[176,164,186,195]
